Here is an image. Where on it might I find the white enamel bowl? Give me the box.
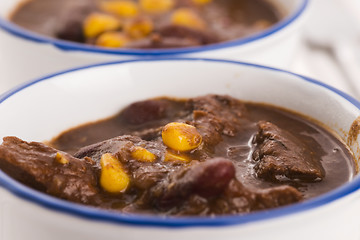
[0,59,360,240]
[0,0,309,91]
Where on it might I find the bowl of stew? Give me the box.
[0,0,309,90]
[0,58,360,240]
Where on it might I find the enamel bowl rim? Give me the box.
[0,58,359,228]
[0,0,309,56]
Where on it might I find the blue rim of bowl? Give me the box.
[1,58,360,228]
[0,0,309,55]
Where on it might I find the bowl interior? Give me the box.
[1,59,359,146]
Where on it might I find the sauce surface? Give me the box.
[51,96,354,204]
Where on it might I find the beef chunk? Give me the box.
[126,25,219,49]
[157,25,219,46]
[252,121,325,181]
[190,95,248,151]
[55,1,94,42]
[74,135,142,162]
[255,185,303,209]
[121,100,169,125]
[127,34,203,49]
[56,16,84,43]
[74,135,166,163]
[74,135,170,189]
[191,95,247,135]
[124,95,248,148]
[215,179,303,214]
[0,137,98,204]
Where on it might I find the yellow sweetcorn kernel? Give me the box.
[162,122,202,152]
[100,153,130,193]
[100,1,139,18]
[96,31,129,48]
[124,18,154,39]
[83,12,122,38]
[253,20,271,29]
[131,146,157,162]
[164,150,191,163]
[140,0,175,14]
[192,0,212,5]
[54,152,69,165]
[171,8,205,30]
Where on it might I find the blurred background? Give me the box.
[291,0,360,99]
[0,0,360,98]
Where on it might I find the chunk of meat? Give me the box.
[215,179,303,214]
[56,15,84,43]
[74,135,170,189]
[127,24,220,49]
[190,95,248,151]
[127,34,203,49]
[252,121,325,181]
[74,135,142,162]
[0,137,98,204]
[74,135,166,163]
[121,100,169,125]
[157,25,219,45]
[55,1,95,42]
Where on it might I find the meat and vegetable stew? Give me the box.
[10,0,281,49]
[0,95,355,216]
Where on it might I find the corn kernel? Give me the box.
[253,20,271,29]
[162,122,202,152]
[131,146,157,162]
[54,152,69,165]
[83,12,122,38]
[124,18,154,39]
[100,153,130,193]
[164,150,191,163]
[140,0,175,14]
[171,8,205,29]
[100,1,139,18]
[192,0,212,5]
[96,31,129,48]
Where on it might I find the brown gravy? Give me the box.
[0,95,355,216]
[51,96,355,206]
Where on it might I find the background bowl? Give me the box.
[0,58,360,240]
[0,0,309,90]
